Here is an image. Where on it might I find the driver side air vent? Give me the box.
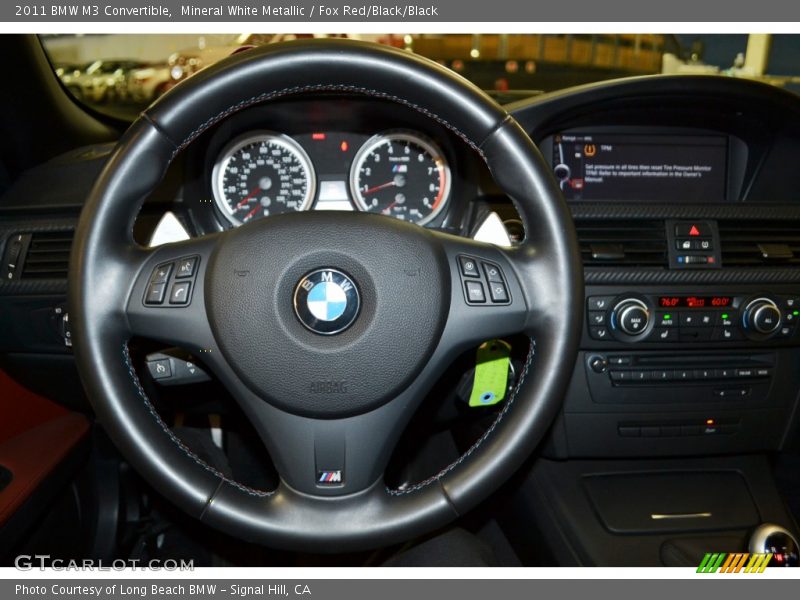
[5,230,75,280]
[575,219,668,267]
[718,220,800,266]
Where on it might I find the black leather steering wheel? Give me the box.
[68,39,582,552]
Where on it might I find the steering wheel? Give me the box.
[68,39,582,552]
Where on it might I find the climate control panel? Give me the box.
[587,292,800,344]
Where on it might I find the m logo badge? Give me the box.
[317,470,343,485]
[293,268,360,335]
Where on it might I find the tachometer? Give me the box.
[349,132,450,226]
[212,132,316,226]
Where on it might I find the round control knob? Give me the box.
[613,299,650,336]
[589,355,608,373]
[744,298,781,334]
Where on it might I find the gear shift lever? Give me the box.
[749,524,799,567]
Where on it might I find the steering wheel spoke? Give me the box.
[217,373,439,497]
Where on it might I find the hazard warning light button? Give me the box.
[675,222,711,237]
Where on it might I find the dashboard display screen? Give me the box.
[658,296,733,308]
[552,133,728,202]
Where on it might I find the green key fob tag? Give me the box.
[469,340,512,407]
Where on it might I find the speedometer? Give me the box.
[349,132,451,226]
[212,132,316,227]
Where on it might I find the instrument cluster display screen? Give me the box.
[552,133,728,202]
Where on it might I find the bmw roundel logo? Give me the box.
[293,268,360,335]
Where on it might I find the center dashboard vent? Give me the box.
[575,219,668,267]
[718,220,800,266]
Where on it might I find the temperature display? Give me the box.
[658,296,733,308]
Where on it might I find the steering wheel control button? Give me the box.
[169,282,191,305]
[147,359,172,380]
[144,282,166,305]
[149,263,173,284]
[488,281,509,303]
[465,281,486,303]
[459,256,480,277]
[483,262,504,283]
[457,257,510,305]
[175,256,198,279]
[143,255,200,307]
[145,350,211,386]
[293,268,360,335]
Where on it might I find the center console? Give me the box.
[524,214,800,565]
[543,282,800,459]
[523,268,800,566]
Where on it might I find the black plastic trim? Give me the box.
[570,202,800,221]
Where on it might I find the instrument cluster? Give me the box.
[210,128,452,227]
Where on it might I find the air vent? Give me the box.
[20,231,73,279]
[718,220,800,266]
[575,219,668,267]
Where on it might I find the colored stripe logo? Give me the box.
[317,470,343,484]
[697,553,773,573]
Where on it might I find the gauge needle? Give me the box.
[382,201,397,214]
[243,205,260,221]
[362,181,395,195]
[236,186,262,209]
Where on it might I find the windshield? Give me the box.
[40,33,800,120]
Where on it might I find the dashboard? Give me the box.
[2,74,800,463]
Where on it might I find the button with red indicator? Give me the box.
[675,222,710,237]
